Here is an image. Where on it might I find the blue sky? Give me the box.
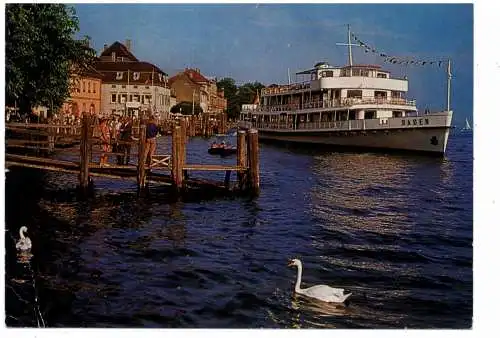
[74,3,473,124]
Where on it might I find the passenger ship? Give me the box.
[239,27,453,155]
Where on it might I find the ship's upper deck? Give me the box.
[261,62,409,96]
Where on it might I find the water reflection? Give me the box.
[291,294,350,318]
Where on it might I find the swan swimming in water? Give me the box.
[16,226,32,252]
[288,258,352,303]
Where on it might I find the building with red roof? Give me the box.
[95,40,174,119]
[168,68,226,115]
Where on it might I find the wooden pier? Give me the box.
[5,113,260,199]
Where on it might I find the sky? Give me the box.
[73,3,473,124]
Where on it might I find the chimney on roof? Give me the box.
[125,39,131,52]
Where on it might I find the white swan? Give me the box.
[16,226,32,251]
[288,258,352,303]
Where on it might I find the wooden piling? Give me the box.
[237,130,247,190]
[171,125,179,186]
[171,125,184,192]
[137,124,147,190]
[247,128,260,196]
[48,126,55,153]
[224,170,231,189]
[180,117,188,143]
[190,116,196,136]
[180,119,187,183]
[79,112,90,192]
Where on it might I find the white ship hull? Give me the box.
[241,111,453,155]
[258,127,450,154]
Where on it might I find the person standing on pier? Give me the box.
[99,118,111,167]
[118,117,133,165]
[144,115,159,169]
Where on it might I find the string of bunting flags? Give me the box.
[350,32,448,67]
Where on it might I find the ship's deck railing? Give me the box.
[251,113,450,132]
[245,97,416,112]
[261,81,311,95]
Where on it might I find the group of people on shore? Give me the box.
[97,115,159,168]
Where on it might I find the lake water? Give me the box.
[4,133,472,328]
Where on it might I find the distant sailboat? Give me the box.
[461,117,472,132]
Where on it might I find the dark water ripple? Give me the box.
[5,133,472,328]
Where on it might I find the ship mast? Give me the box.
[348,24,353,75]
[336,24,360,76]
[446,59,452,111]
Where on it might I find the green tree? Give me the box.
[5,4,96,116]
[237,81,265,105]
[170,101,203,115]
[217,77,239,119]
[217,78,266,120]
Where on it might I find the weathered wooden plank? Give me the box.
[182,164,247,171]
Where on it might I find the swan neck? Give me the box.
[19,228,25,239]
[295,263,303,292]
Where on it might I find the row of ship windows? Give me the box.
[318,70,388,78]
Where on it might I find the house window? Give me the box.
[133,72,140,80]
[111,85,116,88]
[321,71,334,78]
[145,86,150,89]
[87,82,90,93]
[93,82,96,93]
[111,94,117,103]
[82,81,86,92]
[83,103,87,111]
[122,85,126,88]
[116,72,123,80]
[377,73,388,78]
[133,85,138,89]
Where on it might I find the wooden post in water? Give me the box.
[79,112,90,193]
[180,117,188,143]
[221,113,227,134]
[224,170,231,189]
[237,130,247,190]
[179,118,188,181]
[48,126,55,153]
[172,125,184,192]
[137,124,147,190]
[247,128,260,196]
[171,125,179,188]
[190,116,196,136]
